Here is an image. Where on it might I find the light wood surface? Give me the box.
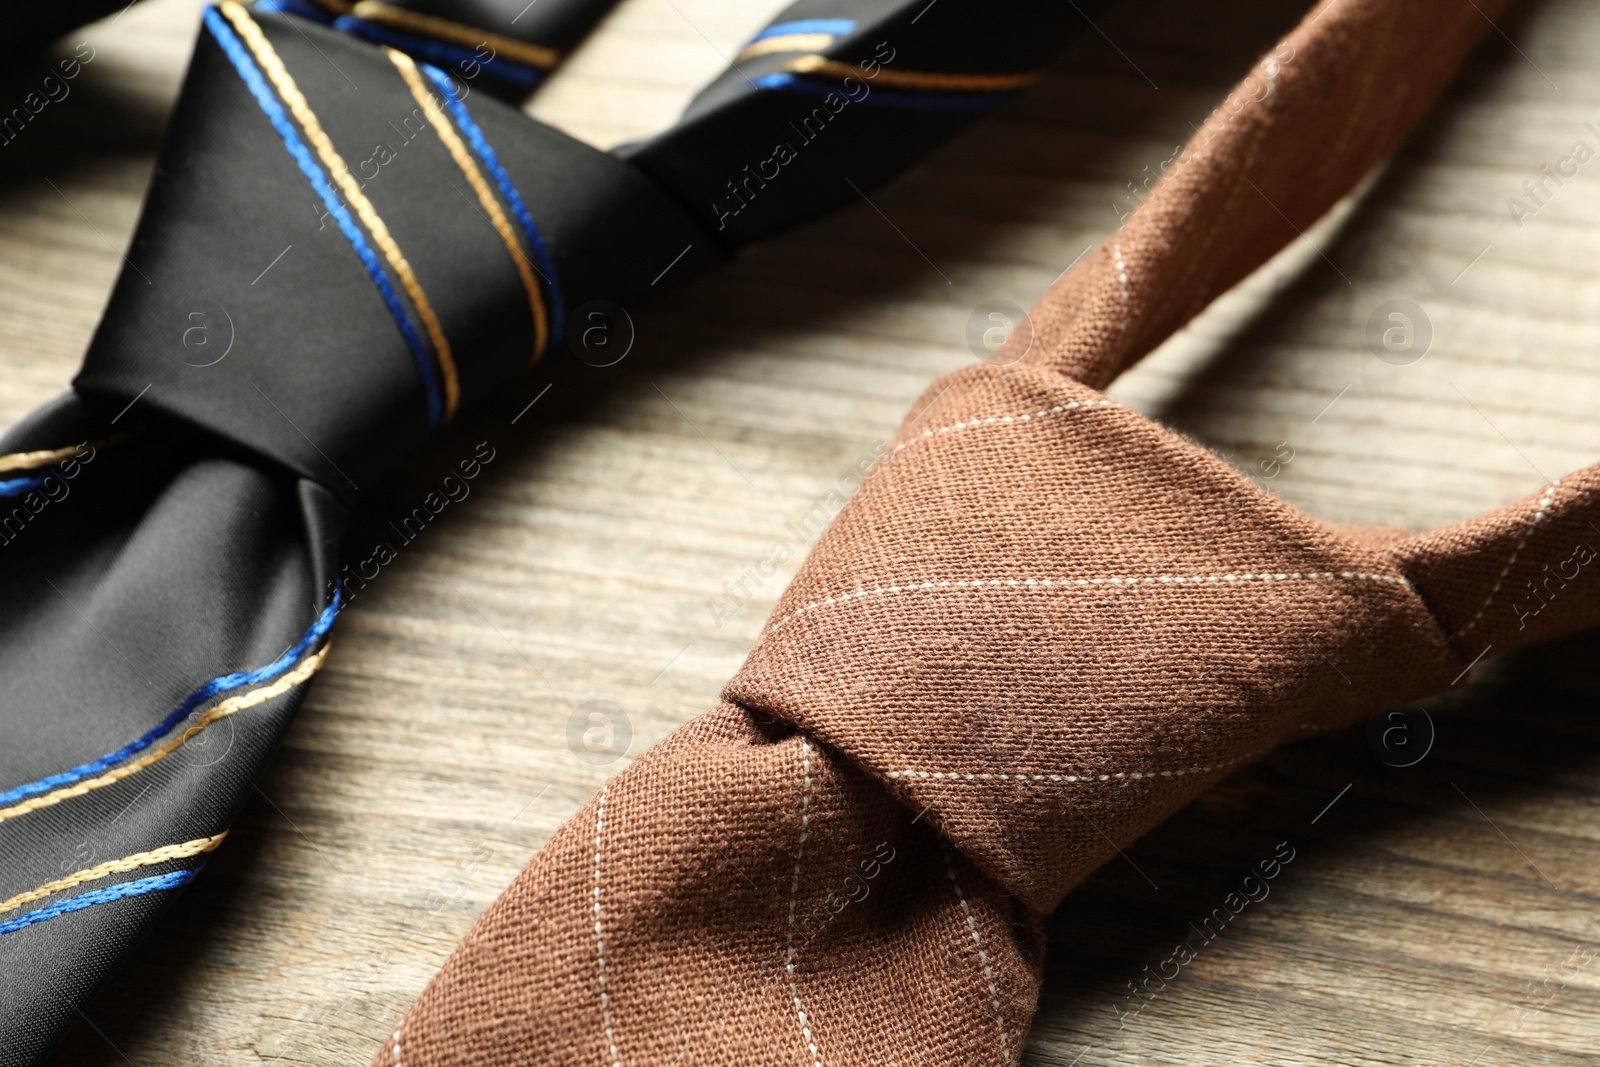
[4,0,1600,1063]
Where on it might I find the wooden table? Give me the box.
[5,0,1600,1063]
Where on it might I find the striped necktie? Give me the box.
[0,0,1101,1061]
[373,0,1592,1065]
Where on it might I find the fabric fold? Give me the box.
[375,0,1600,1064]
[385,701,1046,1065]
[726,358,1466,915]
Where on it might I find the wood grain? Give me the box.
[2,0,1598,1063]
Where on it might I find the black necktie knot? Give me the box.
[75,7,716,495]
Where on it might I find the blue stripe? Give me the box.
[753,72,1016,110]
[204,7,444,428]
[752,18,855,41]
[0,428,190,502]
[0,868,200,937]
[418,63,565,352]
[333,18,543,88]
[0,592,340,807]
[0,474,50,497]
[251,0,336,23]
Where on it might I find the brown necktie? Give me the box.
[372,0,1586,1063]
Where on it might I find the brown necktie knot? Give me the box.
[727,359,1464,914]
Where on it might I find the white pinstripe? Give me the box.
[1460,480,1559,635]
[767,569,1410,633]
[943,850,1012,1062]
[884,745,1267,786]
[888,399,1120,461]
[785,738,823,1067]
[592,785,621,1067]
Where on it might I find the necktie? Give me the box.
[374,0,1590,1064]
[2,0,606,77]
[0,1,1101,1061]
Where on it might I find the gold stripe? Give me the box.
[351,1,560,70]
[387,48,549,362]
[0,430,136,475]
[0,644,329,824]
[0,834,227,915]
[220,1,461,421]
[734,33,839,62]
[783,55,1040,92]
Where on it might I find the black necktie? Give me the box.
[0,1,1100,1061]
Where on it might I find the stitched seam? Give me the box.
[0,430,133,475]
[736,34,840,61]
[0,867,200,937]
[784,738,822,1067]
[0,645,329,823]
[419,62,565,353]
[888,400,1120,462]
[0,472,61,497]
[1459,481,1559,635]
[205,6,444,427]
[752,74,1014,110]
[348,0,560,68]
[942,851,1012,1062]
[593,785,621,1067]
[387,49,549,360]
[752,18,856,41]
[334,19,543,88]
[222,1,461,421]
[1113,240,1131,332]
[0,595,338,807]
[884,745,1271,785]
[781,55,1039,92]
[767,570,1411,633]
[0,833,226,914]
[753,18,855,40]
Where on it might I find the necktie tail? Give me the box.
[380,702,1047,1066]
[1386,470,1600,663]
[620,0,1110,245]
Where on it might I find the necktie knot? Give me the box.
[727,359,1472,912]
[73,7,717,495]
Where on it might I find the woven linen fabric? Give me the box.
[0,1,1103,1062]
[374,0,1600,1064]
